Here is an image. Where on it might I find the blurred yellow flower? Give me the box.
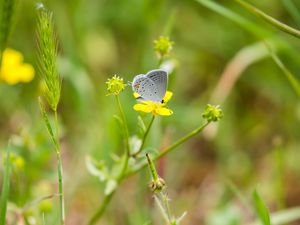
[0,48,35,85]
[133,91,173,116]
[153,36,174,59]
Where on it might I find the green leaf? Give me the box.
[252,189,271,225]
[264,42,300,98]
[0,144,11,225]
[249,207,300,225]
[104,179,117,195]
[113,115,123,129]
[85,156,108,182]
[38,97,58,150]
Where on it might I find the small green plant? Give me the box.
[253,188,271,225]
[87,35,223,224]
[146,153,186,225]
[36,5,64,225]
[0,143,11,225]
[0,0,17,63]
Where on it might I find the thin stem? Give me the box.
[158,56,164,67]
[88,191,114,225]
[115,95,130,156]
[234,0,300,39]
[130,121,210,176]
[155,121,209,160]
[88,96,130,225]
[88,121,210,224]
[54,110,65,225]
[132,115,155,157]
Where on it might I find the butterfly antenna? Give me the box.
[127,81,132,85]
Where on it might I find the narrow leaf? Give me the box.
[252,189,271,225]
[234,0,300,39]
[0,144,11,225]
[264,42,300,98]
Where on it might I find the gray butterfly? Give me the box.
[132,69,168,103]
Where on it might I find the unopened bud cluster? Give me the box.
[202,104,223,122]
[154,36,174,59]
[106,75,126,96]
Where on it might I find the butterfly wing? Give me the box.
[132,74,160,102]
[132,74,145,93]
[145,69,168,102]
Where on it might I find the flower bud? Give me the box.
[202,104,223,122]
[106,75,126,96]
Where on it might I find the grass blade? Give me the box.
[0,144,11,225]
[249,207,300,225]
[234,0,300,39]
[264,41,300,98]
[194,0,269,38]
[282,0,300,28]
[252,189,271,225]
[0,0,17,56]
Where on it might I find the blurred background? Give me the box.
[1,0,300,224]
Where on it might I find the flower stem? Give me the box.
[54,110,65,225]
[132,115,155,157]
[155,121,209,159]
[115,95,130,156]
[130,121,210,175]
[88,121,210,224]
[88,191,114,225]
[88,96,130,225]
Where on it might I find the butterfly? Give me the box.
[132,69,168,103]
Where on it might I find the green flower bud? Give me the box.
[106,75,127,96]
[154,36,174,59]
[202,104,223,122]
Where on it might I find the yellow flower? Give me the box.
[133,91,173,116]
[0,48,35,85]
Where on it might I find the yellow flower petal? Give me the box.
[133,103,154,113]
[155,107,173,116]
[163,91,173,103]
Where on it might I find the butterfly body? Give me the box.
[132,69,168,102]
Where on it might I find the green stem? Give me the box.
[155,121,209,160]
[132,115,155,157]
[234,0,300,39]
[88,96,130,225]
[158,56,164,67]
[88,121,210,224]
[88,191,114,225]
[116,95,130,156]
[54,110,65,225]
[130,121,210,176]
[88,153,129,225]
